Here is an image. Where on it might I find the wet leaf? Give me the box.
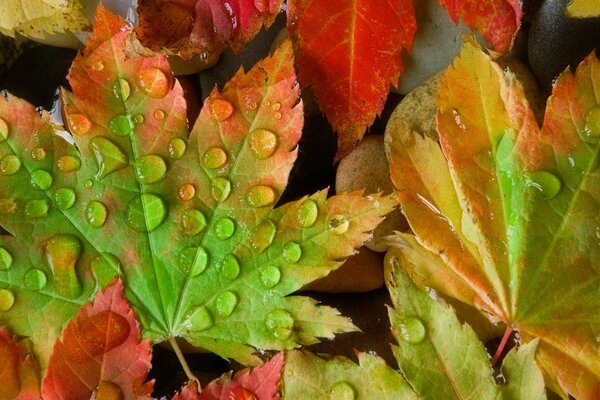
[566,0,600,18]
[0,327,40,400]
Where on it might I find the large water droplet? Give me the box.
[31,147,46,161]
[45,235,82,299]
[215,217,235,240]
[57,155,81,172]
[180,209,207,236]
[168,138,187,159]
[398,316,426,344]
[202,147,228,169]
[109,115,134,136]
[250,220,276,253]
[265,309,294,340]
[0,154,21,175]
[94,381,123,400]
[25,199,49,218]
[583,105,600,140]
[0,198,16,214]
[283,241,302,263]
[328,215,349,234]
[0,289,15,311]
[211,178,232,202]
[210,98,234,121]
[526,171,562,200]
[0,247,13,270]
[188,306,213,331]
[297,199,318,227]
[249,129,278,159]
[246,185,276,207]
[178,184,196,201]
[54,188,76,210]
[86,201,107,228]
[23,268,47,291]
[0,118,9,142]
[136,68,170,98]
[113,78,131,102]
[215,291,238,317]
[31,169,53,190]
[91,254,121,288]
[179,247,209,276]
[259,265,281,288]
[89,137,128,179]
[125,194,167,232]
[220,254,240,279]
[67,114,91,135]
[135,154,167,184]
[328,382,356,400]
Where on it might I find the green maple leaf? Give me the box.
[283,260,546,399]
[0,4,395,370]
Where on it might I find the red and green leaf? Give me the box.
[0,327,40,400]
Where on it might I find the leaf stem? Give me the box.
[168,336,200,389]
[491,325,513,366]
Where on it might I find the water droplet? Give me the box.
[67,114,91,135]
[220,254,240,279]
[202,147,228,169]
[264,101,271,107]
[259,265,281,288]
[265,309,294,340]
[94,381,123,400]
[273,112,282,120]
[178,184,195,201]
[136,68,170,98]
[283,241,302,263]
[526,171,562,200]
[45,235,82,298]
[328,382,356,400]
[215,217,235,240]
[57,155,81,172]
[153,109,166,120]
[31,147,46,161]
[210,98,234,121]
[0,198,16,214]
[271,102,281,111]
[0,289,15,311]
[328,215,349,234]
[246,185,276,207]
[91,60,104,71]
[0,154,21,175]
[89,137,128,179]
[125,194,167,232]
[134,114,145,124]
[398,316,426,344]
[23,268,47,291]
[113,78,131,102]
[91,254,121,288]
[54,188,76,210]
[86,201,108,228]
[0,118,9,142]
[109,115,134,136]
[0,247,13,270]
[250,220,276,253]
[215,291,238,317]
[188,306,213,331]
[135,154,167,184]
[249,129,278,159]
[179,247,209,276]
[30,169,53,190]
[168,138,187,159]
[230,387,257,400]
[583,105,600,140]
[249,101,258,110]
[211,177,232,202]
[180,209,207,236]
[297,199,318,227]
[25,199,49,218]
[84,179,94,189]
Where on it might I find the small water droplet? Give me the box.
[259,265,281,288]
[249,101,258,110]
[0,247,13,270]
[45,235,83,298]
[220,254,240,279]
[250,220,277,253]
[86,201,108,228]
[210,98,234,121]
[211,178,232,202]
[215,217,235,240]
[398,316,426,344]
[297,199,318,227]
[271,102,281,111]
[67,113,92,135]
[265,309,294,340]
[215,291,238,317]
[89,137,128,179]
[328,215,349,234]
[31,147,46,161]
[179,247,209,276]
[178,184,195,201]
[180,209,207,236]
[94,381,123,400]
[91,60,104,71]
[109,115,134,136]
[84,179,94,189]
[153,109,166,120]
[188,306,213,331]
[273,112,282,120]
[23,268,47,291]
[246,185,276,207]
[0,289,15,311]
[126,194,167,232]
[57,155,81,172]
[249,129,278,159]
[54,188,76,210]
[0,118,9,141]
[202,147,228,169]
[113,78,131,102]
[136,68,170,98]
[25,199,49,218]
[134,114,145,124]
[91,254,121,288]
[0,198,16,214]
[0,154,21,175]
[283,241,302,263]
[168,138,187,159]
[328,382,356,400]
[525,171,562,200]
[135,154,167,184]
[583,105,600,140]
[264,101,271,107]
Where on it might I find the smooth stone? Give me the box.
[336,135,408,252]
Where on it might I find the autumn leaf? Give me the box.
[0,3,394,374]
[42,280,153,400]
[135,0,284,60]
[0,327,40,400]
[386,38,600,398]
[566,0,600,18]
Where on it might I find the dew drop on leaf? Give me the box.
[220,254,241,279]
[328,381,356,400]
[583,105,600,140]
[135,154,167,184]
[250,220,277,253]
[211,178,232,202]
[67,113,91,135]
[86,201,108,228]
[265,309,294,340]
[0,247,13,270]
[259,265,281,288]
[297,199,318,228]
[136,68,170,98]
[328,214,349,234]
[94,381,123,400]
[271,102,281,111]
[57,155,81,172]
[134,114,145,124]
[526,171,562,200]
[0,198,16,214]
[249,129,278,159]
[178,184,195,201]
[125,194,167,232]
[0,154,21,175]
[153,109,166,120]
[273,112,282,120]
[54,188,76,210]
[188,306,213,331]
[283,241,302,263]
[178,246,209,277]
[31,169,53,190]
[210,98,234,121]
[31,147,46,161]
[91,253,121,288]
[399,316,426,344]
[109,115,134,136]
[168,138,186,159]
[89,136,129,179]
[91,60,104,71]
[180,209,207,236]
[25,199,49,218]
[23,268,47,291]
[113,78,131,102]
[0,289,15,311]
[202,147,228,169]
[215,291,238,317]
[215,217,236,240]
[0,118,9,141]
[84,179,94,189]
[246,185,276,207]
[45,234,83,299]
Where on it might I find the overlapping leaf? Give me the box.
[0,327,40,400]
[566,0,600,18]
[386,38,600,398]
[0,4,394,373]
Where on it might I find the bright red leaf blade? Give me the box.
[0,327,40,400]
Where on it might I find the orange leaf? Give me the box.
[0,328,40,400]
